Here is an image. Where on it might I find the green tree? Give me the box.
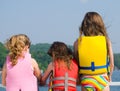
[0,42,120,71]
[0,42,8,68]
[114,53,120,69]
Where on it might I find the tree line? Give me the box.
[0,42,120,71]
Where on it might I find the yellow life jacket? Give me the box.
[78,36,109,75]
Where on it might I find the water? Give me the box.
[1,70,120,91]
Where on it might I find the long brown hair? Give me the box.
[48,41,73,70]
[79,12,109,53]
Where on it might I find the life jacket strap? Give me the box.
[49,73,76,91]
[79,60,110,71]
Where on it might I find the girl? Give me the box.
[40,41,78,91]
[2,34,41,91]
[74,12,114,91]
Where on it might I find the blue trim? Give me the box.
[80,60,109,71]
[91,62,95,71]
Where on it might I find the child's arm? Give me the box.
[73,39,79,65]
[1,63,6,86]
[31,58,41,80]
[108,39,114,82]
[40,62,53,85]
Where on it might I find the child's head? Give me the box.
[79,12,108,37]
[48,41,73,69]
[5,34,31,66]
[48,41,70,58]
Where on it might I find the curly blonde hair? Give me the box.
[5,34,31,66]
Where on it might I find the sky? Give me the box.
[0,0,120,53]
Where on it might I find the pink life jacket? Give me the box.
[6,52,37,91]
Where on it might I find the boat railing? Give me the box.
[0,82,120,89]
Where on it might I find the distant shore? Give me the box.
[0,71,1,74]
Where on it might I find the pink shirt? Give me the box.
[6,52,37,91]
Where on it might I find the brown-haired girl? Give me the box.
[40,41,78,91]
[74,12,114,91]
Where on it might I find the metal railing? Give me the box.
[109,82,120,86]
[0,82,120,88]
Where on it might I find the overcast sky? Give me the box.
[0,0,120,53]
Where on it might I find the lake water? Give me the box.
[0,70,120,91]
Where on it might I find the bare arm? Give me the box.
[73,39,82,85]
[108,39,114,81]
[1,63,6,86]
[31,58,41,80]
[73,39,79,64]
[40,62,53,85]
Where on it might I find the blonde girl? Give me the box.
[2,34,41,91]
